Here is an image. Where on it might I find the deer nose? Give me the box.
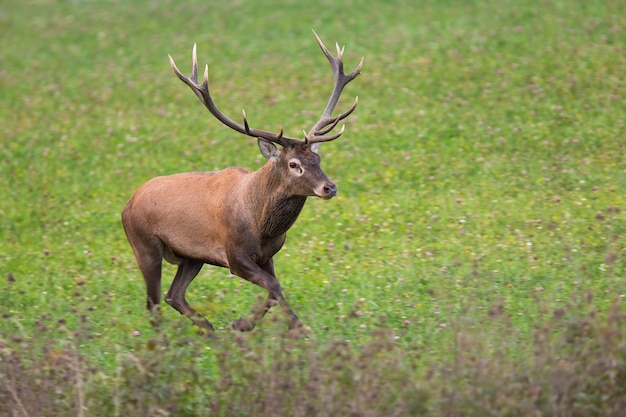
[323,182,337,198]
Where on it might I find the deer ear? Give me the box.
[257,138,281,160]
[310,142,321,154]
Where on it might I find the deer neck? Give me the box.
[249,162,307,238]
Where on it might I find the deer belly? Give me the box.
[159,231,229,267]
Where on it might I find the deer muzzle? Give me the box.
[316,181,337,200]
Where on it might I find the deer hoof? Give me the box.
[288,324,312,339]
[196,328,217,338]
[229,317,256,332]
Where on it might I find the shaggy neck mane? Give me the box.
[249,161,307,238]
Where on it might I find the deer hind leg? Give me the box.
[126,236,165,327]
[165,259,215,333]
[141,258,162,313]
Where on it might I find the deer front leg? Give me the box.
[227,255,302,332]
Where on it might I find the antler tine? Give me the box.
[314,117,341,137]
[242,109,250,134]
[313,96,359,137]
[307,30,363,145]
[191,43,198,83]
[169,45,303,147]
[311,124,346,143]
[336,42,344,58]
[313,30,334,65]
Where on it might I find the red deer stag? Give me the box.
[122,31,362,335]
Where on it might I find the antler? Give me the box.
[168,32,362,148]
[305,30,363,145]
[169,44,302,147]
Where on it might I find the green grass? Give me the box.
[1,0,625,415]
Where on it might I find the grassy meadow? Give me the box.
[1,0,625,415]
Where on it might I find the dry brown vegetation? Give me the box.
[2,296,624,417]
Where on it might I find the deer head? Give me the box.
[168,30,363,197]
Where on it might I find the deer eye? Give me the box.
[289,162,298,169]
